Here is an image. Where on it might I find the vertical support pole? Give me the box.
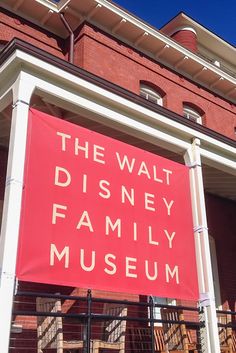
[149,296,155,353]
[184,138,220,353]
[87,289,92,353]
[0,72,35,353]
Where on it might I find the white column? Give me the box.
[0,72,35,353]
[184,138,220,353]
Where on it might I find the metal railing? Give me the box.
[217,309,236,351]
[10,290,205,352]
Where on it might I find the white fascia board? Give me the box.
[0,88,13,112]
[95,0,236,86]
[200,147,236,175]
[0,1,57,13]
[35,0,71,12]
[35,0,59,12]
[0,51,18,74]
[1,49,235,171]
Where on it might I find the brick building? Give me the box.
[0,1,235,352]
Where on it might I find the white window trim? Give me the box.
[183,105,202,124]
[140,84,163,106]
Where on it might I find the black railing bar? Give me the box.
[12,310,204,327]
[149,318,204,327]
[92,315,204,327]
[10,346,40,350]
[99,315,204,328]
[87,289,91,353]
[13,310,88,319]
[12,300,36,304]
[13,310,152,322]
[13,309,197,324]
[9,348,35,350]
[16,290,200,312]
[152,303,200,312]
[91,315,150,323]
[216,309,236,315]
[149,296,155,353]
[16,291,147,307]
[10,338,39,342]
[12,310,154,323]
[16,291,88,302]
[90,297,146,307]
[15,290,150,307]
[218,323,236,328]
[93,299,201,312]
[16,291,137,306]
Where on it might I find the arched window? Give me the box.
[183,104,203,124]
[140,83,163,106]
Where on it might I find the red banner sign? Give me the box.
[16,109,198,300]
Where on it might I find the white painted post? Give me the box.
[0,72,35,353]
[184,138,220,353]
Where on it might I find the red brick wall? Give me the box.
[0,8,65,58]
[75,23,236,140]
[205,193,236,311]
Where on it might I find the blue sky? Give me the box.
[113,0,236,46]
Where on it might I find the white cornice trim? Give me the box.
[168,26,197,37]
[94,0,236,87]
[35,0,58,12]
[35,0,70,12]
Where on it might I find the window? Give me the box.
[140,84,163,106]
[183,104,202,124]
[152,296,176,325]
